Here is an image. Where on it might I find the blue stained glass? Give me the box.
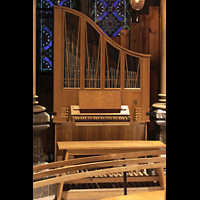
[98,10,108,22]
[45,0,54,7]
[43,26,52,37]
[59,0,68,6]
[113,0,121,7]
[43,56,52,67]
[112,26,123,37]
[89,0,131,38]
[100,0,108,7]
[112,10,123,21]
[99,26,108,36]
[43,40,52,51]
[37,0,78,72]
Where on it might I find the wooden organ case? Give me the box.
[53,6,151,161]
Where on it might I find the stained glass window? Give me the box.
[36,0,131,72]
[36,0,78,72]
[89,0,132,37]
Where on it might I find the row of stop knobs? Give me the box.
[74,116,129,121]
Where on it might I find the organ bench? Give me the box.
[56,140,166,199]
[57,140,166,157]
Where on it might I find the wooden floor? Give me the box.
[101,190,165,200]
[33,187,163,200]
[61,187,162,200]
[34,195,55,200]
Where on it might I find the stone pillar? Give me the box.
[152,0,166,110]
[33,0,50,164]
[152,0,166,144]
[33,0,53,198]
[160,0,166,97]
[33,0,36,96]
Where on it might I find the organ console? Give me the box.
[53,5,150,160]
[70,90,131,125]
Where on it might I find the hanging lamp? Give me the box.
[130,0,145,11]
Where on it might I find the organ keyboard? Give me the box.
[71,105,130,125]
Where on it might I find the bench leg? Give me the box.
[122,157,127,195]
[123,171,127,195]
[55,150,69,200]
[155,167,166,190]
[55,182,64,200]
[152,152,166,190]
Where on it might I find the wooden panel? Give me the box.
[141,57,150,121]
[139,15,149,54]
[71,105,129,116]
[120,29,129,49]
[80,16,85,89]
[149,6,160,105]
[112,36,121,45]
[55,122,147,160]
[130,23,140,52]
[53,6,64,122]
[121,90,142,120]
[79,90,121,110]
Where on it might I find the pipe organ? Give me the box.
[53,5,150,159]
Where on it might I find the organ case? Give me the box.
[53,6,151,160]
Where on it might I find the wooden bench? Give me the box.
[33,149,166,200]
[57,140,166,158]
[57,140,166,199]
[55,140,166,199]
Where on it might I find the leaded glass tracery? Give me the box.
[36,0,78,72]
[89,0,132,37]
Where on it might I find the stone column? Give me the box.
[160,0,166,98]
[33,0,46,113]
[152,0,166,144]
[33,0,50,164]
[33,0,52,197]
[152,0,166,110]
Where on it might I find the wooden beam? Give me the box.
[149,6,160,105]
[139,15,149,54]
[64,176,160,184]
